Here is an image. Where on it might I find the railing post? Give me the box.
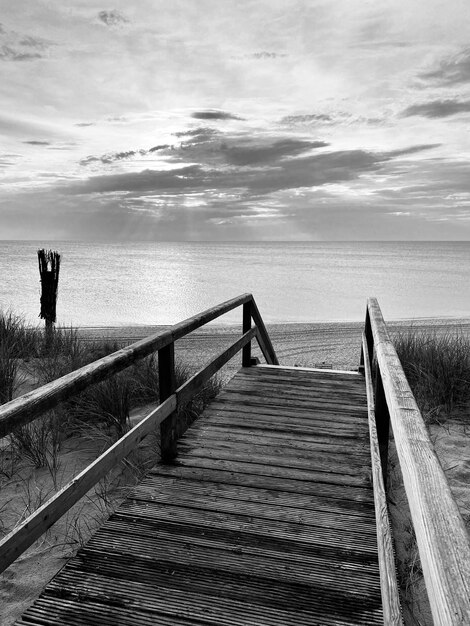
[374,361,390,489]
[360,307,374,374]
[242,300,252,367]
[159,341,177,461]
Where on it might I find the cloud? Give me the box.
[191,110,243,121]
[80,149,147,166]
[0,26,54,62]
[280,112,384,127]
[402,99,470,118]
[0,153,20,169]
[420,48,470,86]
[387,144,441,156]
[173,127,218,139]
[149,144,170,152]
[23,140,51,146]
[64,143,436,199]
[169,128,329,166]
[0,45,42,61]
[221,138,328,166]
[252,51,287,59]
[98,10,129,27]
[74,122,95,127]
[281,114,332,125]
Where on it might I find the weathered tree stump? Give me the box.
[38,249,61,351]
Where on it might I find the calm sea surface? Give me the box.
[0,241,469,326]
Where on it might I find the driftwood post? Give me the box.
[38,249,60,350]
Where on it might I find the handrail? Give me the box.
[0,293,274,438]
[360,298,470,625]
[362,332,403,625]
[0,294,277,573]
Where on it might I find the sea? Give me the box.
[0,241,469,327]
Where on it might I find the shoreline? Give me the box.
[76,317,470,373]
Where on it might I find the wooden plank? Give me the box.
[41,560,383,626]
[205,401,368,422]
[368,297,470,625]
[0,396,176,574]
[149,464,375,504]
[206,404,368,426]
[198,414,368,437]
[179,434,371,461]
[362,333,403,625]
[240,368,364,383]
[43,570,376,626]
[128,486,376,533]
[86,520,380,576]
[213,390,368,412]
[136,474,375,518]
[253,364,360,377]
[182,427,371,454]
[223,383,367,403]
[178,444,370,475]
[185,412,368,442]
[193,422,366,442]
[167,455,370,487]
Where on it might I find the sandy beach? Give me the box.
[1,317,470,625]
[77,316,470,372]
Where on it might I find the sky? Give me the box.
[1,0,470,241]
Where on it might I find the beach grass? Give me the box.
[393,326,470,422]
[1,309,221,475]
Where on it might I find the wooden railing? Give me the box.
[360,298,470,626]
[0,293,278,573]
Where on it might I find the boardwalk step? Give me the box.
[17,366,384,625]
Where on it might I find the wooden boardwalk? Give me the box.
[17,365,383,625]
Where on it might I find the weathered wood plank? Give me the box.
[128,486,375,533]
[196,414,368,438]
[179,435,371,462]
[363,332,403,625]
[166,455,370,487]
[149,463,375,503]
[203,403,370,426]
[188,419,370,444]
[87,522,378,576]
[368,298,470,625]
[178,444,370,474]
[135,474,375,517]
[182,427,371,454]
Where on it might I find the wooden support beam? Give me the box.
[159,343,177,462]
[250,299,279,365]
[362,333,403,625]
[242,301,252,367]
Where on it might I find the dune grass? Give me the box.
[0,310,222,472]
[393,326,470,423]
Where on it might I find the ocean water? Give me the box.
[0,241,469,326]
